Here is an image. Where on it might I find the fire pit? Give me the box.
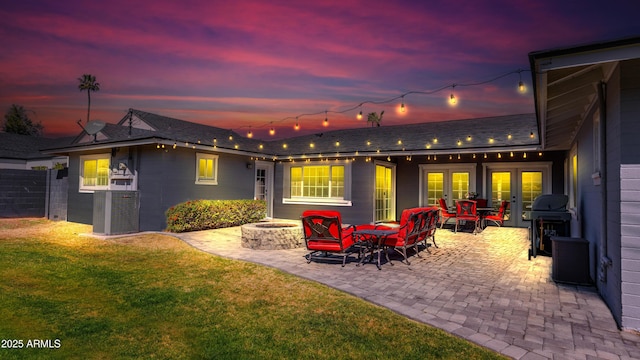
[241,222,303,250]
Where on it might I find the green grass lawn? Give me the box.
[0,219,505,359]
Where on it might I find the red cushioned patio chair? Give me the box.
[382,208,426,265]
[301,210,357,267]
[455,200,480,234]
[483,201,510,227]
[419,208,440,250]
[438,198,456,229]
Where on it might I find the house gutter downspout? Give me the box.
[599,80,612,283]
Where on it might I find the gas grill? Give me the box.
[523,194,571,259]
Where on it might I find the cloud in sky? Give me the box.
[1,0,639,138]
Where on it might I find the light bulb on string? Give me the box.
[448,85,457,106]
[323,111,329,127]
[247,129,253,138]
[518,70,527,93]
[294,122,300,131]
[357,110,363,120]
[400,96,406,113]
[269,127,275,136]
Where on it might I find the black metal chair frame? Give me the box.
[301,214,355,267]
[419,209,439,250]
[455,200,480,234]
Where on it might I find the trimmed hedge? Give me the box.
[166,199,267,233]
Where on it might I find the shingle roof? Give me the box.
[267,113,539,157]
[0,132,72,160]
[46,109,540,158]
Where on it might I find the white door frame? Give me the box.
[373,161,396,222]
[255,160,274,219]
[418,163,477,206]
[482,161,552,227]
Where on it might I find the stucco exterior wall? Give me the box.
[67,145,256,231]
[602,63,623,327]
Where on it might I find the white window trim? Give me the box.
[282,160,352,206]
[195,153,219,185]
[79,153,110,193]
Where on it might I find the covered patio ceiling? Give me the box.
[529,37,640,151]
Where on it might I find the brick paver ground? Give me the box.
[174,224,640,359]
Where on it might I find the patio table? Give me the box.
[353,228,397,270]
[477,207,495,229]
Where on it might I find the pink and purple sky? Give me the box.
[1,0,639,139]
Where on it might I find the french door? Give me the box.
[255,161,274,218]
[483,162,551,227]
[374,162,395,222]
[419,164,476,208]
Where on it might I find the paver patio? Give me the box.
[175,224,640,360]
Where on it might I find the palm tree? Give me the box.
[367,111,384,127]
[78,74,100,123]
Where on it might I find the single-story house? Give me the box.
[529,35,640,331]
[43,109,565,231]
[0,132,70,218]
[0,132,68,170]
[41,35,640,332]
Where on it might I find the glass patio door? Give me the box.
[375,164,395,222]
[484,162,550,227]
[255,161,273,218]
[489,171,514,226]
[420,164,476,208]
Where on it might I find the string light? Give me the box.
[173,142,177,149]
[530,132,535,138]
[247,130,253,138]
[294,119,300,131]
[232,68,530,136]
[269,127,275,136]
[518,70,527,93]
[467,135,472,141]
[508,134,512,140]
[449,85,457,106]
[323,111,329,127]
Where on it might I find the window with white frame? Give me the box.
[196,153,218,185]
[79,154,110,192]
[283,161,351,205]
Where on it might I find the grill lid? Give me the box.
[531,194,568,211]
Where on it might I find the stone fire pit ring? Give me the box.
[241,221,304,250]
